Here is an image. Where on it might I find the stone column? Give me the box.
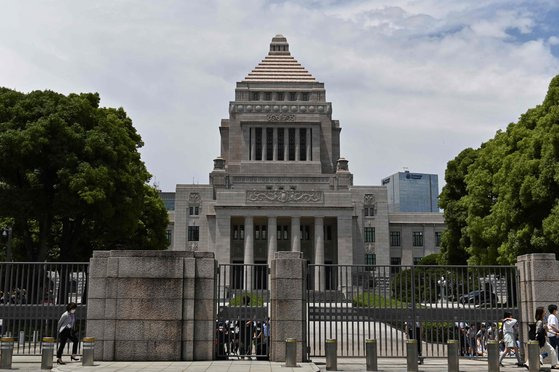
[516,253,559,343]
[306,128,311,161]
[284,128,288,161]
[262,127,267,161]
[295,128,300,161]
[273,127,278,161]
[250,127,255,161]
[270,251,307,362]
[337,215,353,292]
[314,217,325,291]
[244,216,254,290]
[267,216,277,266]
[291,216,301,252]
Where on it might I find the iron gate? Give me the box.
[215,263,270,360]
[306,264,521,358]
[0,262,88,355]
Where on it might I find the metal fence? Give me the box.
[0,262,88,355]
[307,264,521,359]
[215,263,270,360]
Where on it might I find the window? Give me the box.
[255,128,262,161]
[251,92,260,101]
[261,225,267,240]
[166,230,172,243]
[413,257,422,265]
[288,128,295,160]
[277,92,284,101]
[188,226,199,241]
[365,253,376,266]
[412,231,424,247]
[189,206,200,216]
[255,225,260,240]
[278,225,289,240]
[266,128,273,160]
[300,225,310,240]
[299,128,306,161]
[390,257,401,274]
[364,207,375,217]
[264,92,272,101]
[301,92,309,101]
[277,128,284,160]
[325,225,332,241]
[435,232,441,247]
[364,227,375,243]
[240,225,244,240]
[289,92,297,101]
[255,225,267,240]
[390,231,400,247]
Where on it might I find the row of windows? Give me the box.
[231,224,333,241]
[389,231,442,247]
[249,127,311,161]
[251,91,310,102]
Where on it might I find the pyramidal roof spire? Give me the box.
[243,35,316,82]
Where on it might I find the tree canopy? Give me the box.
[0,88,168,262]
[439,75,559,264]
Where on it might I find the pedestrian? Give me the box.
[548,304,559,354]
[56,302,79,365]
[498,311,525,367]
[535,306,558,369]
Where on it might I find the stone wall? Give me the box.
[86,250,216,361]
[516,253,559,340]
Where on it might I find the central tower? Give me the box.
[211,35,351,190]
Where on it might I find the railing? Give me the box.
[307,264,521,358]
[215,263,270,360]
[0,262,88,355]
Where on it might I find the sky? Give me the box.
[1,0,559,192]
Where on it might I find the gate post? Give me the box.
[270,251,307,363]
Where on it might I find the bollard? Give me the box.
[526,341,540,372]
[0,337,15,369]
[447,340,459,372]
[406,339,418,372]
[285,338,297,367]
[365,339,378,371]
[41,337,55,370]
[82,337,96,366]
[487,340,500,372]
[325,339,337,371]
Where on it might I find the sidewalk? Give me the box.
[10,355,545,371]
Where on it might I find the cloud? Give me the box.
[0,0,558,191]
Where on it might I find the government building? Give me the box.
[162,35,444,286]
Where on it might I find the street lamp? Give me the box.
[2,227,12,262]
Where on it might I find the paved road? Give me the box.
[11,356,547,371]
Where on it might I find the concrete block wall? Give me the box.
[86,250,216,361]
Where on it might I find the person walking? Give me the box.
[56,302,79,365]
[548,304,559,354]
[498,311,525,367]
[535,306,558,369]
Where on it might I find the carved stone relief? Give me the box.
[246,190,323,203]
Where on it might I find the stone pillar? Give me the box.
[262,127,267,161]
[295,128,300,161]
[284,128,288,161]
[516,253,559,342]
[306,128,311,161]
[86,250,217,361]
[250,127,255,160]
[273,127,278,161]
[291,216,301,252]
[244,216,254,290]
[267,216,277,266]
[270,251,307,362]
[314,217,325,291]
[337,215,353,292]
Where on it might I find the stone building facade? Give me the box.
[165,35,444,282]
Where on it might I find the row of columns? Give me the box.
[249,127,312,161]
[243,216,325,290]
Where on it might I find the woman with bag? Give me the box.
[535,306,558,369]
[56,302,80,365]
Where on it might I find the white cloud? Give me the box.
[0,0,558,191]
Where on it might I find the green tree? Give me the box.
[0,88,168,261]
[440,75,559,264]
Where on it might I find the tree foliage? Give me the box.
[0,88,168,261]
[439,75,559,264]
